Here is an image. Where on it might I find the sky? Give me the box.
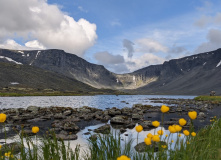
[0,0,221,73]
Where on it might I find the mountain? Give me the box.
[0,62,121,95]
[0,48,221,95]
[0,49,121,89]
[122,49,221,95]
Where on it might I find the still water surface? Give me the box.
[0,95,196,109]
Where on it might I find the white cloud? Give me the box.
[0,39,27,50]
[0,0,97,57]
[78,6,88,13]
[123,39,134,58]
[136,38,168,53]
[94,51,125,64]
[195,28,221,53]
[110,19,121,27]
[194,15,212,28]
[194,12,221,28]
[25,40,45,49]
[125,53,165,72]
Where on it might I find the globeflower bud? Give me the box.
[188,111,197,120]
[161,105,170,113]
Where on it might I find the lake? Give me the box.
[0,95,196,109]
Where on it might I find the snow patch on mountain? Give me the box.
[216,60,221,67]
[0,56,22,65]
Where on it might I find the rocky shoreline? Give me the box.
[0,98,220,141]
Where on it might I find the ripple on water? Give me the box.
[0,95,196,109]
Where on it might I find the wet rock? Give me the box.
[54,113,65,119]
[110,116,130,125]
[63,110,72,116]
[51,120,80,132]
[27,106,40,114]
[120,128,127,134]
[108,108,121,116]
[176,107,182,112]
[83,132,90,135]
[121,107,132,116]
[132,113,143,120]
[94,124,110,134]
[89,134,97,140]
[101,115,111,122]
[140,120,153,130]
[126,122,136,129]
[132,104,143,108]
[63,121,80,132]
[27,118,47,123]
[198,112,206,119]
[56,133,78,140]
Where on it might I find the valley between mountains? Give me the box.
[0,48,221,95]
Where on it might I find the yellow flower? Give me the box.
[117,155,131,160]
[191,132,196,137]
[174,125,182,132]
[32,126,40,134]
[188,111,197,120]
[0,145,1,149]
[5,152,11,157]
[135,125,143,133]
[157,130,164,135]
[183,130,190,136]
[0,113,6,123]
[161,105,170,113]
[144,137,152,145]
[168,125,176,133]
[179,134,181,137]
[179,118,187,126]
[161,145,167,149]
[152,135,160,142]
[171,140,174,143]
[165,134,168,137]
[152,121,160,127]
[147,133,153,139]
[10,155,14,158]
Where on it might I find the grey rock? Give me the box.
[120,128,127,134]
[132,113,143,120]
[56,134,78,140]
[110,116,130,125]
[27,106,40,114]
[63,110,72,116]
[108,108,121,116]
[54,113,65,119]
[94,124,110,134]
[27,118,47,123]
[63,121,80,131]
[198,112,206,119]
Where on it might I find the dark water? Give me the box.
[0,95,196,109]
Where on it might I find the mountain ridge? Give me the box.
[0,48,221,95]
